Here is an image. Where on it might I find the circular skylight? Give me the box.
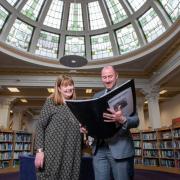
[0,0,179,66]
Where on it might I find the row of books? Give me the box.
[15,134,31,142]
[133,129,180,140]
[173,129,180,137]
[14,143,31,150]
[0,134,13,142]
[134,140,180,149]
[142,133,157,140]
[160,150,174,158]
[13,151,31,159]
[160,132,172,139]
[0,152,12,160]
[143,150,158,157]
[143,158,159,166]
[160,159,175,167]
[0,161,10,168]
[133,141,141,148]
[143,142,157,149]
[135,149,142,156]
[0,143,13,150]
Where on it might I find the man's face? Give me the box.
[101,67,118,90]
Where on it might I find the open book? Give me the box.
[66,79,136,138]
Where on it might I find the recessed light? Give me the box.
[47,88,54,93]
[20,99,28,103]
[159,90,167,94]
[86,89,92,94]
[7,87,20,92]
[144,101,148,104]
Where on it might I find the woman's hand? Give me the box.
[35,152,44,169]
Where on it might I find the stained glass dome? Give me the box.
[0,0,179,68]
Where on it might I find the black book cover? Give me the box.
[66,79,136,138]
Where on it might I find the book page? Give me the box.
[108,87,133,116]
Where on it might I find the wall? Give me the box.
[160,94,180,127]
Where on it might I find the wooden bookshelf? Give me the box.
[132,125,180,174]
[13,131,32,167]
[0,130,33,170]
[0,130,14,169]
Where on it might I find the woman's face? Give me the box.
[58,84,74,100]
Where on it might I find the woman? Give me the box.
[34,75,81,180]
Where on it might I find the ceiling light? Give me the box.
[20,99,28,103]
[59,55,88,67]
[86,89,92,94]
[47,88,54,93]
[144,101,148,104]
[7,87,20,92]
[10,110,13,114]
[159,90,167,94]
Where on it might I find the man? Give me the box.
[92,65,139,180]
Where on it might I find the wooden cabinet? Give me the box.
[132,125,180,174]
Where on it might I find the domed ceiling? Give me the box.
[0,0,179,68]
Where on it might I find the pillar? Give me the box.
[0,97,15,129]
[141,86,161,129]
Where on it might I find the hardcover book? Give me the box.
[66,79,136,138]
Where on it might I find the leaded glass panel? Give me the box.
[159,0,180,22]
[126,0,146,11]
[35,31,59,58]
[6,19,33,50]
[43,0,63,29]
[116,24,140,54]
[105,0,128,24]
[5,0,19,6]
[88,1,106,30]
[91,33,113,59]
[0,5,9,31]
[139,8,166,42]
[67,3,83,31]
[21,0,45,21]
[65,36,85,56]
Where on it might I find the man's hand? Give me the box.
[79,124,88,134]
[103,106,127,125]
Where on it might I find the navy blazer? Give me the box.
[92,88,139,159]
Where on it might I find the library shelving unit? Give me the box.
[157,127,174,168]
[172,126,180,169]
[13,131,32,167]
[132,125,180,174]
[0,130,13,168]
[0,130,33,171]
[132,131,142,165]
[142,130,159,167]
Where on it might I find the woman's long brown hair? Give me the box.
[50,75,76,105]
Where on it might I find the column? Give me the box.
[137,96,145,130]
[0,97,15,129]
[11,107,26,131]
[141,86,161,129]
